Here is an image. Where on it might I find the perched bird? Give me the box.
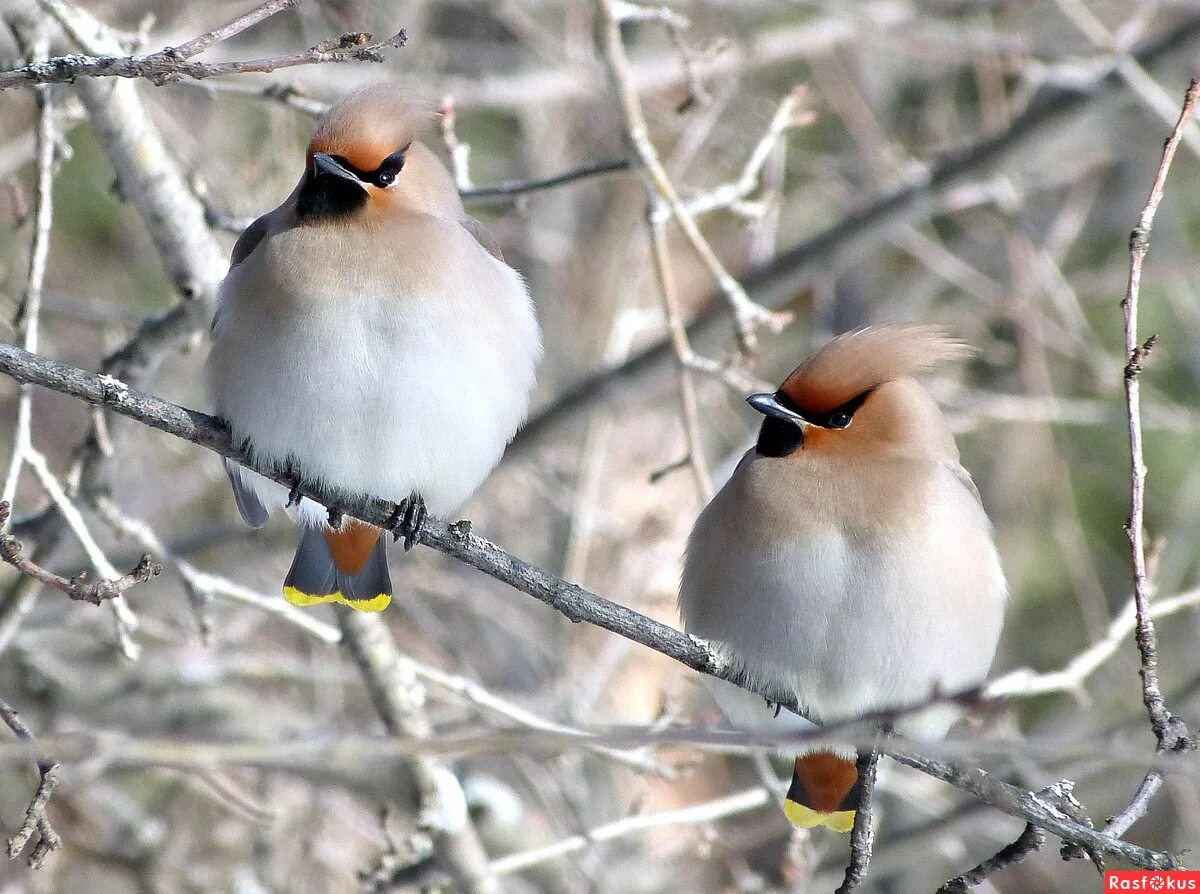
[679,325,1005,831]
[207,85,541,612]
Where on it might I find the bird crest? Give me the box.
[308,85,438,174]
[779,324,970,416]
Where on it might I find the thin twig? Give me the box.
[646,198,712,499]
[987,584,1200,702]
[439,94,473,191]
[0,696,60,868]
[936,822,1046,892]
[0,32,53,514]
[1111,78,1200,837]
[1121,77,1198,748]
[0,26,408,90]
[460,158,634,204]
[0,501,161,605]
[335,608,501,894]
[834,746,881,894]
[168,0,299,61]
[482,788,770,879]
[595,0,786,357]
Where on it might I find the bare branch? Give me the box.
[0,21,408,90]
[834,746,881,894]
[1120,77,1198,752]
[1103,76,1200,840]
[335,608,500,894]
[0,502,161,605]
[482,788,771,880]
[0,342,1185,871]
[0,697,60,869]
[937,822,1046,892]
[595,0,787,357]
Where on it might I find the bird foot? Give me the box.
[388,492,427,552]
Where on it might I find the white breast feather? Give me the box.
[207,223,541,525]
[680,453,1006,740]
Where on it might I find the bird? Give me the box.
[207,84,541,612]
[679,324,1006,831]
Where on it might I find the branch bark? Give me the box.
[0,341,1183,871]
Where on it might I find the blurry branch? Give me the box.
[94,495,341,645]
[0,502,160,605]
[0,20,139,658]
[987,584,1200,701]
[411,658,673,778]
[511,12,1200,449]
[482,787,771,880]
[936,821,1046,892]
[439,95,473,191]
[0,697,60,869]
[335,608,500,894]
[0,0,407,90]
[1107,77,1200,839]
[656,86,815,223]
[595,0,788,358]
[1,42,52,514]
[460,158,635,204]
[1054,0,1200,160]
[0,344,1183,871]
[834,747,881,894]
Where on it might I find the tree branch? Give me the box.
[1110,76,1200,837]
[0,341,1183,871]
[0,13,407,90]
[0,697,60,869]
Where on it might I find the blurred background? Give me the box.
[1,0,1200,891]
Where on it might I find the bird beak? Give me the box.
[747,392,809,429]
[312,152,363,186]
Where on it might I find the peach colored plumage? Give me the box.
[680,324,1005,831]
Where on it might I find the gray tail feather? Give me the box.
[284,526,392,610]
[224,458,270,528]
[284,526,338,598]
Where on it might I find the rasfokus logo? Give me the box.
[1106,872,1200,891]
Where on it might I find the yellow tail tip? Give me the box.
[283,586,390,613]
[784,798,856,832]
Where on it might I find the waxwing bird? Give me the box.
[679,324,1006,831]
[207,84,541,612]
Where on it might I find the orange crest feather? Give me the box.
[780,324,970,415]
[308,85,438,173]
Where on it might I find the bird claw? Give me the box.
[388,492,427,551]
[765,699,783,719]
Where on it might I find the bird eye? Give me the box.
[376,169,396,187]
[827,411,852,429]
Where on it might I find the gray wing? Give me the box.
[213,211,274,334]
[223,458,270,528]
[460,214,504,262]
[944,460,983,508]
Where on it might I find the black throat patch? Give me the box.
[296,172,368,220]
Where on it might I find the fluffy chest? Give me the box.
[680,451,1006,727]
[207,225,540,512]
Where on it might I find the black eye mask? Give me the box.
[755,390,872,457]
[325,148,407,188]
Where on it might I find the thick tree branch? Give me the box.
[0,342,1183,871]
